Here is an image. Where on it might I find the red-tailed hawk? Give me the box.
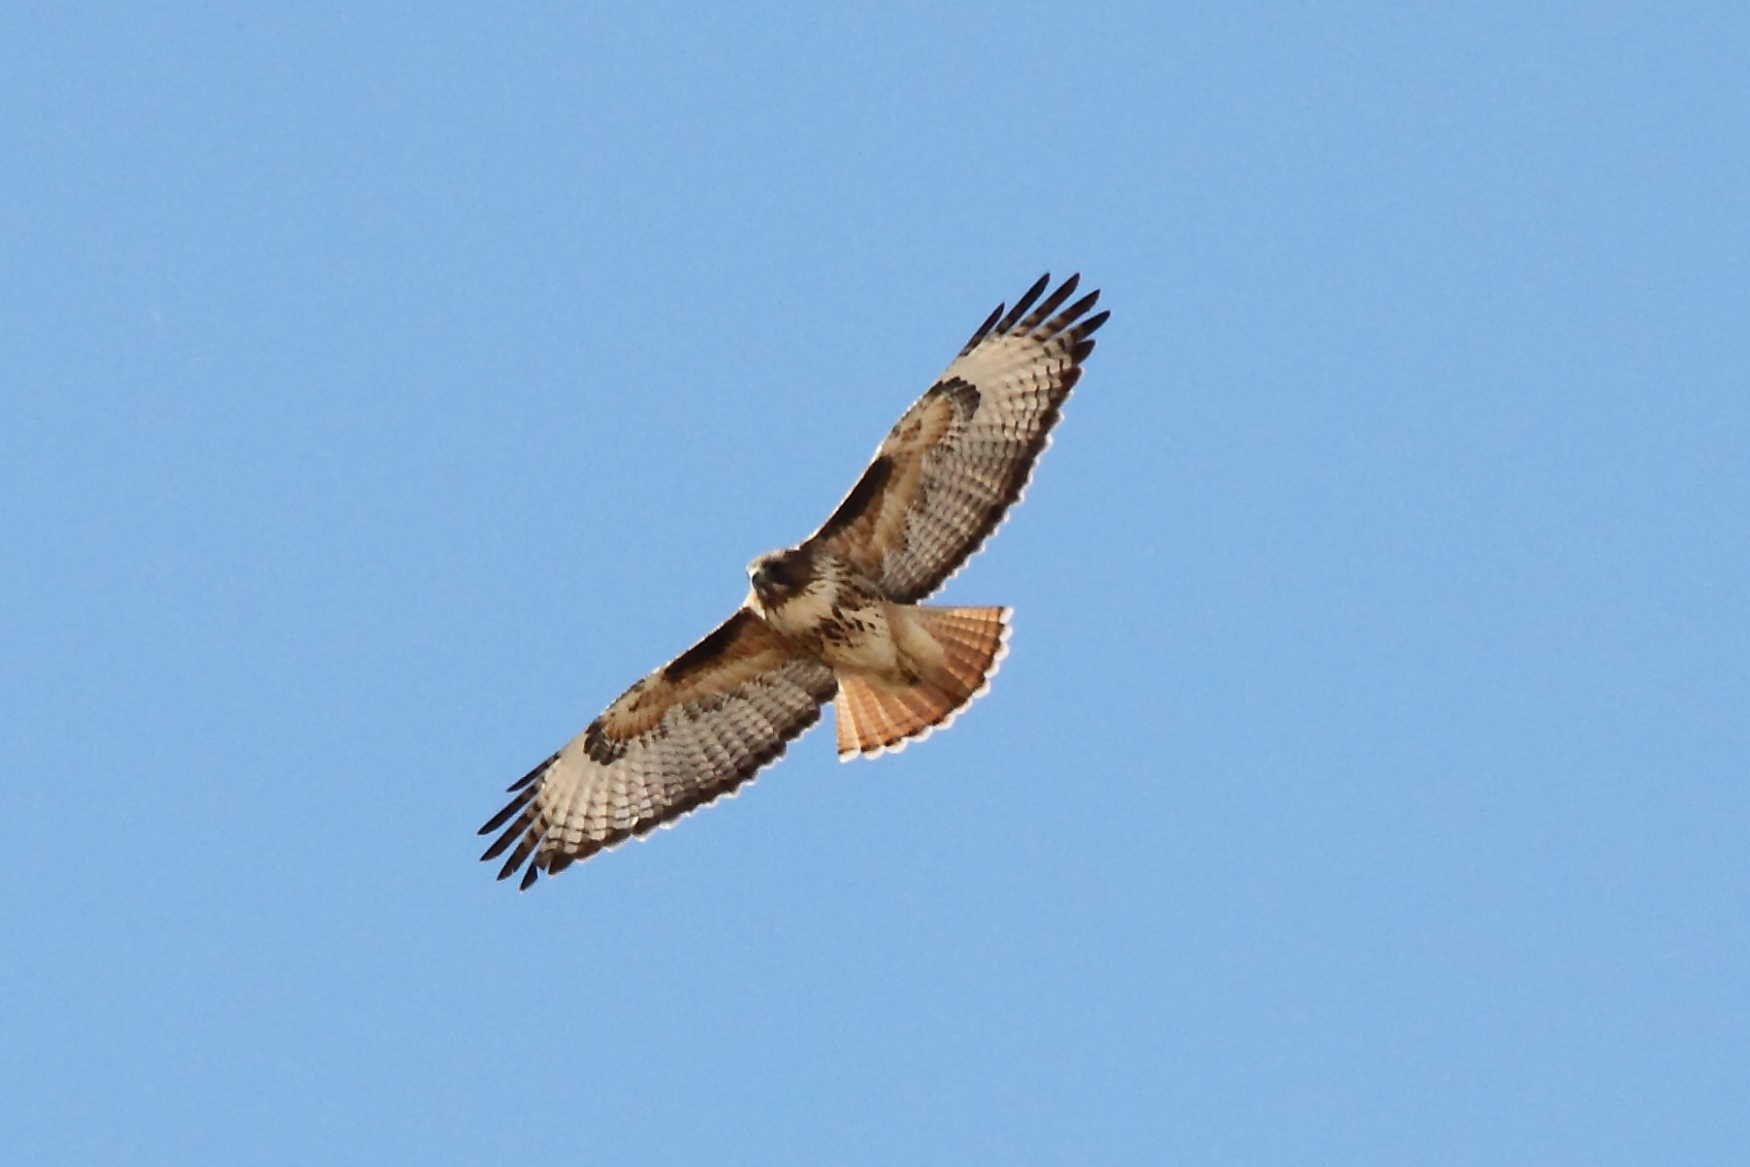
[480,274,1108,886]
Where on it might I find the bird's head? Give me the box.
[747,548,807,609]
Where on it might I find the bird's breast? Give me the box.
[766,577,903,678]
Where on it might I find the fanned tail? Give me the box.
[833,606,1012,759]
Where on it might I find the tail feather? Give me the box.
[833,605,1012,760]
[851,677,902,749]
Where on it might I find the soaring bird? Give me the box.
[480,274,1107,887]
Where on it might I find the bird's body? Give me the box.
[748,545,1012,754]
[748,547,897,675]
[480,273,1108,887]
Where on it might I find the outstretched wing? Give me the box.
[479,609,837,888]
[807,273,1108,602]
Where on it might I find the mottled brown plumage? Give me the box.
[480,274,1107,886]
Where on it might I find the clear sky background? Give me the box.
[3,3,1746,1164]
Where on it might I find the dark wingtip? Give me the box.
[1073,310,1111,361]
[1019,274,1081,333]
[962,302,1005,354]
[478,799,522,837]
[507,753,557,792]
[1059,290,1102,326]
[996,273,1052,333]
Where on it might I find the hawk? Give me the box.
[480,274,1108,886]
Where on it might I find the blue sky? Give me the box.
[3,3,1746,1164]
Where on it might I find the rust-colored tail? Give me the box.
[834,606,1012,760]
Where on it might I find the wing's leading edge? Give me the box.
[479,609,837,888]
